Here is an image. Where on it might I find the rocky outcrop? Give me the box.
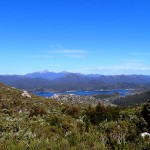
[21,91,31,98]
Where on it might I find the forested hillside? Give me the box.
[0,83,150,149]
[111,91,150,107]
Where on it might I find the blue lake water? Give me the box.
[33,89,133,98]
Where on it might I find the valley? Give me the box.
[0,82,150,149]
[1,0,150,149]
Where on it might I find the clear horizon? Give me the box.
[1,0,150,75]
[1,70,150,76]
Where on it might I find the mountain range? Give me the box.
[1,71,150,91]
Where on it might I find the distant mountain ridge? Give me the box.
[0,71,150,91]
[25,71,69,80]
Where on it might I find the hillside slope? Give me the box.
[111,91,150,107]
[0,83,150,149]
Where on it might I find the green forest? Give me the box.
[0,83,150,150]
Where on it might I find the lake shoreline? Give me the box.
[33,89,135,98]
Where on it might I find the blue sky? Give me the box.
[0,0,150,75]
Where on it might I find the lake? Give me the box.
[33,89,133,98]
